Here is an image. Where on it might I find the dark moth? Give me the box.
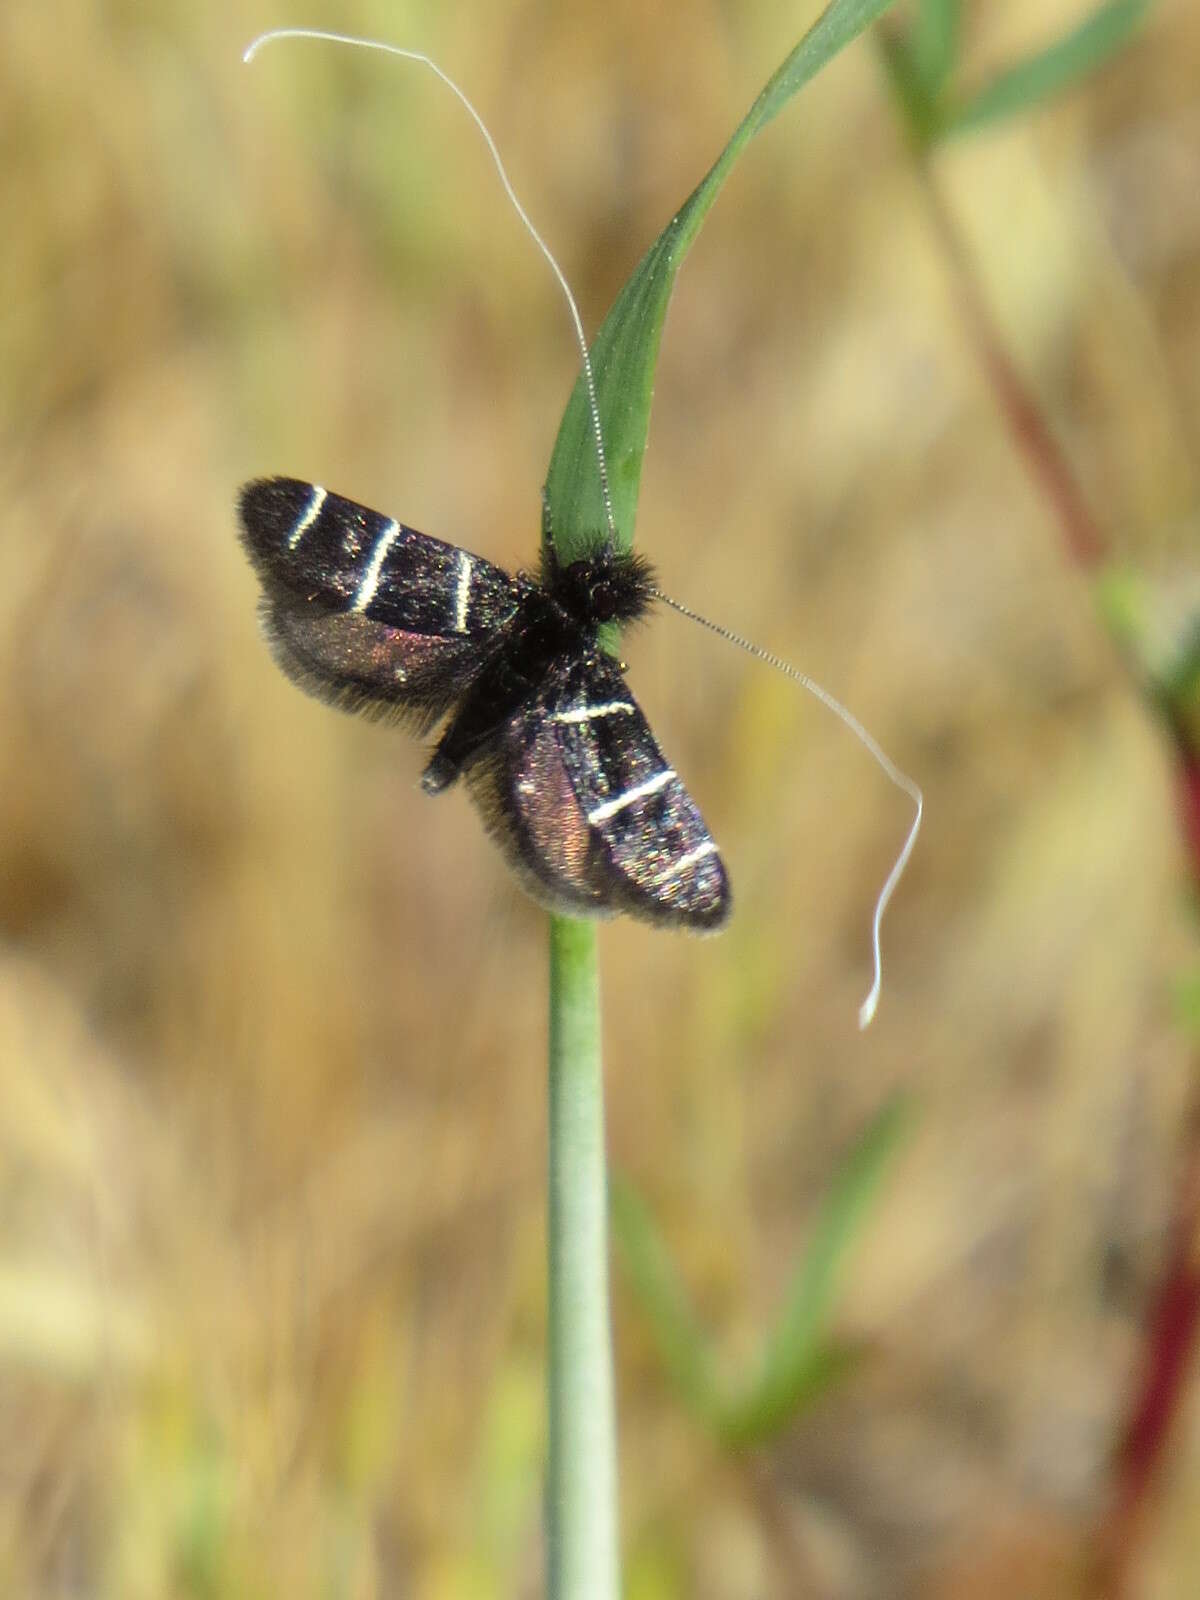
[238,477,730,929]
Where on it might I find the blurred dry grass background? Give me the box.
[2,1,1199,1595]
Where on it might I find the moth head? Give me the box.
[548,543,656,629]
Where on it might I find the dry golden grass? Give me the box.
[2,1,1199,1595]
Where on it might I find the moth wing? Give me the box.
[238,477,519,727]
[467,656,730,930]
[257,600,493,730]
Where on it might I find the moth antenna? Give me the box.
[652,589,923,1030]
[242,27,618,545]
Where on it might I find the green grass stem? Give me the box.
[539,8,910,1589]
[546,915,618,1600]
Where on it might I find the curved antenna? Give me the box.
[242,27,618,543]
[653,589,923,1031]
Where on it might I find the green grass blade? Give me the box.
[876,26,941,148]
[944,0,1153,139]
[614,1098,910,1451]
[543,0,904,563]
[610,1174,724,1430]
[718,1094,911,1445]
[547,916,618,1600]
[1093,564,1149,668]
[913,0,963,97]
[1175,972,1200,1040]
[717,1339,865,1447]
[1162,614,1200,716]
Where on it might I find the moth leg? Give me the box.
[421,698,509,795]
[421,745,461,795]
[421,632,551,795]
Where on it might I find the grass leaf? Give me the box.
[876,26,940,148]
[610,1173,724,1430]
[913,0,963,98]
[717,1339,865,1447]
[614,1096,910,1449]
[543,0,905,563]
[1174,970,1200,1039]
[944,0,1153,140]
[717,1094,911,1444]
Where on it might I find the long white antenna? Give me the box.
[654,590,923,1030]
[242,27,618,542]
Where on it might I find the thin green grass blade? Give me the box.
[610,1174,724,1430]
[717,1094,910,1445]
[876,26,941,148]
[913,0,963,98]
[1175,972,1200,1040]
[1162,616,1200,716]
[543,0,904,563]
[1094,564,1149,669]
[613,1097,909,1449]
[943,0,1153,139]
[717,1339,864,1447]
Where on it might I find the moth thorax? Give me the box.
[550,547,656,629]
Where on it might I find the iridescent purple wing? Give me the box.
[467,655,730,930]
[238,477,520,728]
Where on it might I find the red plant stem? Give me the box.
[916,162,1106,569]
[915,158,1200,1596]
[1091,1035,1200,1596]
[1090,717,1200,1597]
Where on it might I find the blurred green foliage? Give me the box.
[614,1096,910,1448]
[883,0,1155,147]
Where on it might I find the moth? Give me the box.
[238,477,730,930]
